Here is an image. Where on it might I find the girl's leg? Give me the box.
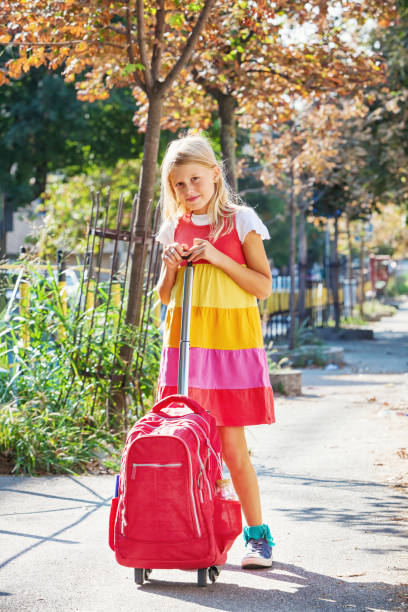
[218,425,274,568]
[217,426,262,526]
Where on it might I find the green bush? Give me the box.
[386,273,408,297]
[31,159,151,259]
[293,318,324,347]
[362,299,397,317]
[0,263,161,474]
[290,348,327,368]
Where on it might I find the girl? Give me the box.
[156,134,275,569]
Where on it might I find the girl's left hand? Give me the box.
[188,239,222,266]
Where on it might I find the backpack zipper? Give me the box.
[131,462,182,479]
[187,418,223,475]
[178,422,213,500]
[171,434,202,537]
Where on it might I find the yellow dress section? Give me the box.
[164,264,263,350]
[169,264,257,310]
[164,305,263,350]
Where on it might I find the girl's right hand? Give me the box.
[162,243,187,271]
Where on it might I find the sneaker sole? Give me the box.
[241,560,273,570]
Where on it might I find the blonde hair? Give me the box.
[160,134,240,241]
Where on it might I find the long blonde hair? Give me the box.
[160,134,240,241]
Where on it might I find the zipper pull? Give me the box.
[121,503,127,535]
[197,470,204,503]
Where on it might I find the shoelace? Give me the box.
[248,538,267,553]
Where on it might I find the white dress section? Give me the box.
[156,206,270,246]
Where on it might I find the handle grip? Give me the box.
[152,394,208,418]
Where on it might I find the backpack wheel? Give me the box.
[134,568,151,584]
[208,565,221,583]
[197,568,207,587]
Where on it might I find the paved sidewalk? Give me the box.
[1,302,408,611]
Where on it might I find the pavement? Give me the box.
[1,301,408,611]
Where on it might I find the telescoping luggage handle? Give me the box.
[178,261,194,396]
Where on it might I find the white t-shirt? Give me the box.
[156,206,270,246]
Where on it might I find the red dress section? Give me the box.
[157,213,275,427]
[175,215,247,266]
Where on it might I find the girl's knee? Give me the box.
[222,444,251,473]
[218,427,253,472]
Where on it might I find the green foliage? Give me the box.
[336,313,368,328]
[386,273,408,296]
[274,382,286,395]
[122,63,146,76]
[0,263,161,474]
[290,348,327,368]
[338,299,397,326]
[293,317,324,348]
[33,159,147,258]
[0,52,144,211]
[267,352,290,371]
[363,7,408,208]
[238,176,290,268]
[236,134,325,269]
[362,298,397,317]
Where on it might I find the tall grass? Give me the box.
[0,264,161,474]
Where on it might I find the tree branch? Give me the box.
[105,24,127,36]
[234,29,254,66]
[191,67,223,101]
[0,40,125,49]
[159,0,217,97]
[151,0,165,82]
[123,1,145,92]
[246,67,292,83]
[135,0,153,92]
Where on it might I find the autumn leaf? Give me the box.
[122,63,145,76]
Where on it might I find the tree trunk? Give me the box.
[217,93,237,192]
[332,215,340,330]
[34,162,48,201]
[298,201,307,323]
[288,160,297,350]
[125,93,164,329]
[111,93,164,419]
[346,213,354,318]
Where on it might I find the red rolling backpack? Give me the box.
[109,263,242,586]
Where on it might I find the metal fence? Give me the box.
[2,248,372,355]
[261,275,371,344]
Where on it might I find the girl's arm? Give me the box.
[188,231,272,300]
[156,242,187,304]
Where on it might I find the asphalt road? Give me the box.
[1,302,408,611]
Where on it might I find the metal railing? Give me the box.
[261,275,372,343]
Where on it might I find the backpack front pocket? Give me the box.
[125,448,202,542]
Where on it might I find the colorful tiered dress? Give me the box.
[156,208,275,427]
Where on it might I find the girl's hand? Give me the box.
[188,239,222,266]
[162,242,187,271]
